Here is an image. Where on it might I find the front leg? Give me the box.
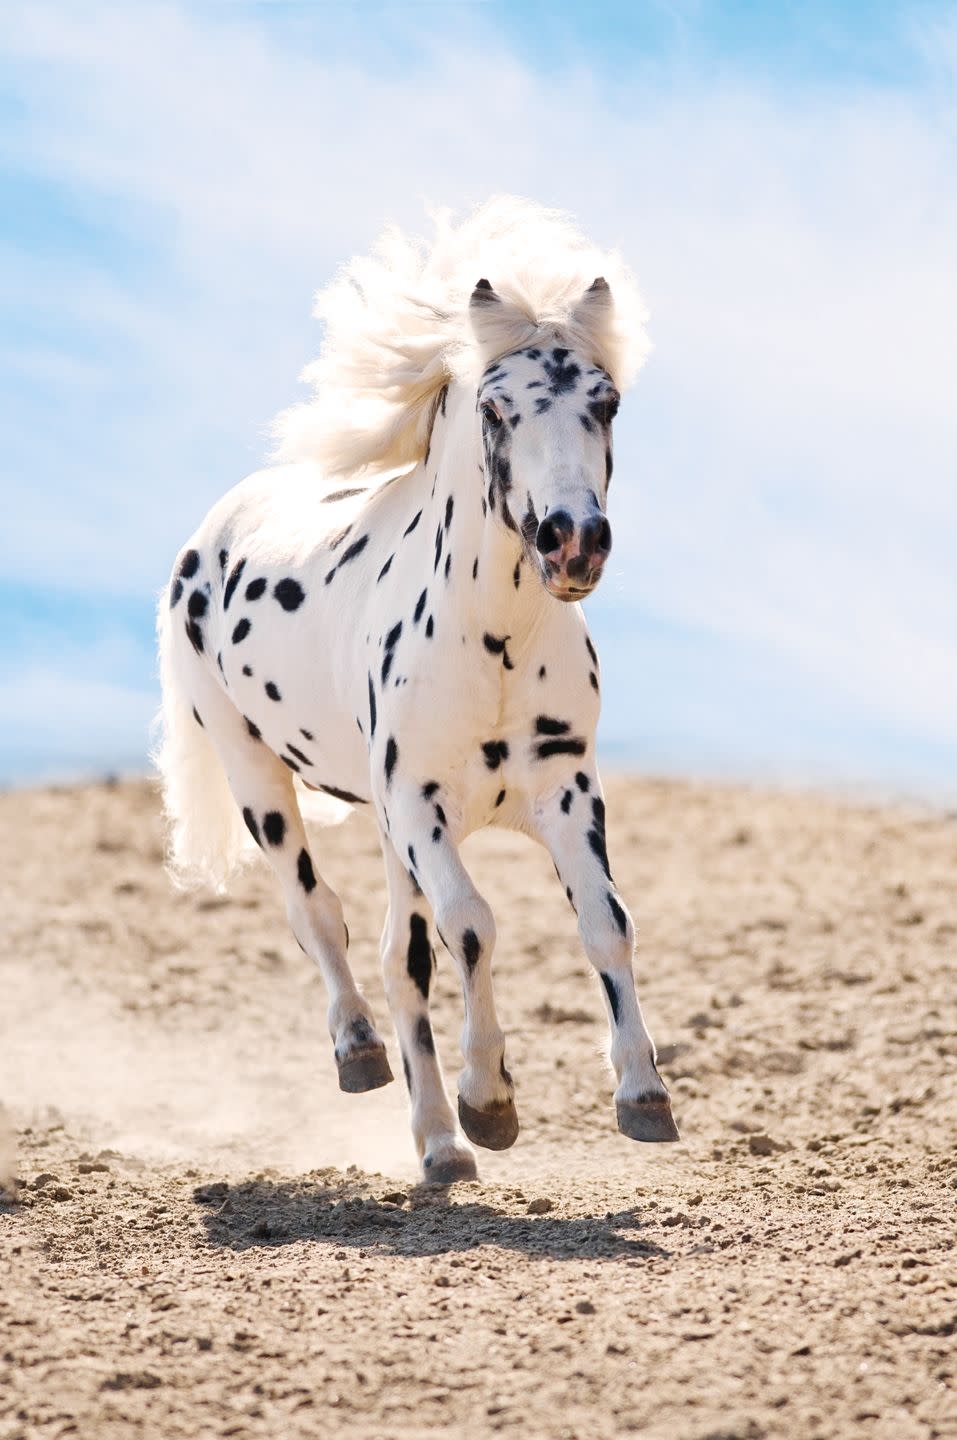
[377,775,519,1151]
[533,769,678,1142]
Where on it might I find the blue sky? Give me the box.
[2,0,956,798]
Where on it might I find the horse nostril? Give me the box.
[535,510,574,556]
[581,515,612,559]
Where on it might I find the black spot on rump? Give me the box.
[223,558,246,610]
[384,736,398,787]
[601,972,620,1024]
[462,929,481,971]
[297,848,317,893]
[263,811,285,846]
[407,913,432,999]
[242,807,261,847]
[274,578,305,611]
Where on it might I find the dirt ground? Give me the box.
[1,774,955,1440]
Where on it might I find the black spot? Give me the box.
[434,525,443,573]
[534,396,552,414]
[407,914,433,999]
[483,632,507,657]
[407,844,417,871]
[579,413,595,433]
[286,743,312,766]
[425,615,434,639]
[223,558,246,610]
[192,707,203,727]
[560,789,573,814]
[265,681,281,702]
[494,789,506,807]
[242,807,261,847]
[606,448,614,485]
[575,772,590,792]
[300,728,313,740]
[218,547,229,572]
[339,534,369,566]
[281,755,300,772]
[422,781,439,799]
[404,510,422,538]
[544,350,581,395]
[169,578,183,608]
[402,1053,412,1092]
[295,848,317,893]
[585,635,598,666]
[481,740,509,770]
[263,811,285,847]
[509,414,521,429]
[535,738,587,760]
[472,557,479,580]
[462,929,481,971]
[185,619,204,655]
[513,559,521,589]
[434,803,446,827]
[245,577,267,602]
[274,578,305,611]
[444,496,454,531]
[179,549,200,580]
[587,796,611,879]
[381,621,402,685]
[413,588,428,624]
[439,385,448,416]
[216,650,224,674]
[319,784,367,804]
[244,716,261,741]
[242,664,253,677]
[432,827,442,842]
[187,589,208,619]
[590,671,599,692]
[322,487,365,502]
[607,892,628,936]
[601,972,620,1024]
[538,665,546,680]
[377,554,394,583]
[535,716,570,736]
[384,736,398,787]
[416,1016,435,1056]
[367,673,377,738]
[231,617,251,645]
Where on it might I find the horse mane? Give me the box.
[272,196,650,482]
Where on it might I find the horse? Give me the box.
[155,197,678,1183]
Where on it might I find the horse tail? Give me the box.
[153,586,246,891]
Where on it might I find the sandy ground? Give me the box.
[0,774,955,1440]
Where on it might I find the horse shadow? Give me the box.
[192,1171,672,1263]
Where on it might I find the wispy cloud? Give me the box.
[1,1,955,790]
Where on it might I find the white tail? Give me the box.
[153,590,247,891]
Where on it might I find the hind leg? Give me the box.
[379,837,477,1184]
[186,664,392,1092]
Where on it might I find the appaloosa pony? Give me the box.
[156,197,678,1182]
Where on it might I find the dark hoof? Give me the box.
[337,1044,394,1093]
[458,1095,520,1151]
[616,1096,680,1142]
[422,1148,479,1186]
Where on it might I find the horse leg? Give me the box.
[533,772,678,1142]
[379,837,477,1184]
[185,664,392,1091]
[382,781,518,1150]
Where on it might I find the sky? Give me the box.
[1,0,956,800]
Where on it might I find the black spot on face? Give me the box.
[265,681,281,702]
[297,848,317,893]
[600,972,620,1023]
[263,811,285,846]
[231,617,251,645]
[242,807,261,847]
[535,716,570,736]
[462,929,481,971]
[407,913,433,999]
[245,577,267,602]
[274,578,305,611]
[223,558,246,610]
[384,736,398,787]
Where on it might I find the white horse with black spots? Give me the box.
[156,197,678,1183]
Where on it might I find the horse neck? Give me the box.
[428,382,550,647]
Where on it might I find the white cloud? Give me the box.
[2,1,956,777]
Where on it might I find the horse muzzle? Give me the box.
[535,509,612,601]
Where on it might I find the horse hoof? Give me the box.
[616,1096,680,1142]
[337,1044,394,1093]
[422,1147,479,1186]
[458,1095,520,1151]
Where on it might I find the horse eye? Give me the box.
[481,401,503,429]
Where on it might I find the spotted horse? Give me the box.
[156,197,678,1183]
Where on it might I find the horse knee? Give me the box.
[579,888,635,961]
[435,890,496,971]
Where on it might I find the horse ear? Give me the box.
[572,276,613,326]
[469,279,533,357]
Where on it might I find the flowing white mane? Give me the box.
[273,196,650,482]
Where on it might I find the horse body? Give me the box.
[156,198,678,1181]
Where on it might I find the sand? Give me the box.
[0,774,955,1440]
